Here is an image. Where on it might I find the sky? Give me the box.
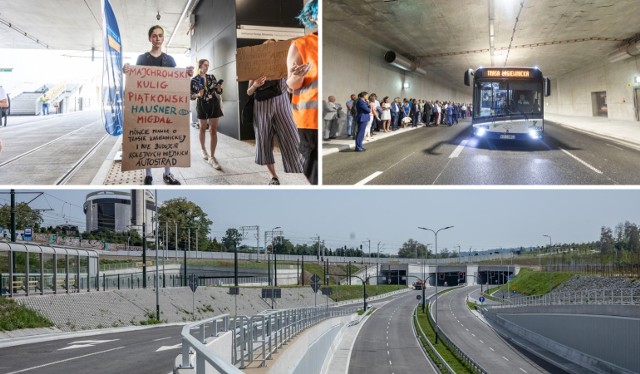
[1,188,638,255]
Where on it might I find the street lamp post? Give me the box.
[543,234,552,292]
[418,225,454,344]
[271,226,281,287]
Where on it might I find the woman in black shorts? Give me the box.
[191,59,224,170]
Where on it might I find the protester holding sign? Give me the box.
[287,0,318,185]
[123,25,194,185]
[248,48,304,185]
[190,59,224,170]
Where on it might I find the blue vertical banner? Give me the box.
[101,0,123,136]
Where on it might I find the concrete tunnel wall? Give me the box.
[323,23,472,115]
[545,54,640,121]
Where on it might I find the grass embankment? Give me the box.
[0,297,54,331]
[328,284,403,302]
[486,268,575,297]
[414,307,473,374]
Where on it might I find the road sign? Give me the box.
[310,282,320,293]
[0,68,13,72]
[416,295,422,300]
[24,227,32,241]
[188,274,198,293]
[479,296,485,303]
[310,274,321,283]
[321,287,332,296]
[262,288,282,299]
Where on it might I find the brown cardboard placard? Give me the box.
[122,66,191,172]
[236,39,292,82]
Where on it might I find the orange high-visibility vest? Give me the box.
[291,33,318,130]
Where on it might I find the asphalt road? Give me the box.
[349,290,438,374]
[323,119,640,185]
[435,286,563,374]
[0,325,185,374]
[0,111,118,185]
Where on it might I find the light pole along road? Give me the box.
[349,291,439,374]
[418,225,453,343]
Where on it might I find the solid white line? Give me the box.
[560,148,603,174]
[449,139,468,158]
[153,337,172,342]
[355,171,383,185]
[6,346,125,374]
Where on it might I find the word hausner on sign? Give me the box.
[122,66,191,171]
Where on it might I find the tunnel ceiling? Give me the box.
[0,0,192,55]
[324,0,640,81]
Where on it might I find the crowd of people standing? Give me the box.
[325,93,472,151]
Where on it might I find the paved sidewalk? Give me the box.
[322,114,640,156]
[92,123,310,186]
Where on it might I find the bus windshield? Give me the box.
[475,80,542,118]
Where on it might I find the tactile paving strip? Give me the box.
[103,162,145,185]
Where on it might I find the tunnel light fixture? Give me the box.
[635,76,640,84]
[403,82,410,89]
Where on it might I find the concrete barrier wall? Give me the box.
[267,315,352,374]
[485,306,640,373]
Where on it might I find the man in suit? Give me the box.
[323,95,340,140]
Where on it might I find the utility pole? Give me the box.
[240,226,260,261]
[154,190,160,320]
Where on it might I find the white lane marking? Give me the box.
[520,368,528,373]
[389,360,392,365]
[356,171,383,185]
[465,328,469,332]
[387,351,390,356]
[58,339,119,351]
[479,340,484,344]
[560,148,603,174]
[153,337,172,342]
[6,347,124,374]
[490,347,495,352]
[471,333,476,337]
[449,139,469,158]
[156,343,182,352]
[502,356,510,361]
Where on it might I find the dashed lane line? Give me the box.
[449,139,469,158]
[560,148,603,174]
[6,346,125,374]
[355,171,383,185]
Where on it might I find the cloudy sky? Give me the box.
[2,188,638,254]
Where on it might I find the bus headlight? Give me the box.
[476,127,487,137]
[528,129,541,139]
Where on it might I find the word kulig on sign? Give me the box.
[122,66,191,171]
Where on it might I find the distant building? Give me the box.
[83,190,155,233]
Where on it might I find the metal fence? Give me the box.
[545,263,640,277]
[179,306,358,374]
[424,292,489,374]
[486,288,640,309]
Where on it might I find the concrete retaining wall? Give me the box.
[484,305,640,374]
[267,315,353,374]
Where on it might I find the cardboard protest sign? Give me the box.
[122,66,191,171]
[236,39,292,81]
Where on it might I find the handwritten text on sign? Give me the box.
[122,66,191,171]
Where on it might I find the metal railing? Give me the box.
[179,305,358,373]
[425,292,489,374]
[413,305,454,374]
[485,288,640,309]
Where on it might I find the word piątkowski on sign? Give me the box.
[122,66,191,171]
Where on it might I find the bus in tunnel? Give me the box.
[464,67,551,140]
